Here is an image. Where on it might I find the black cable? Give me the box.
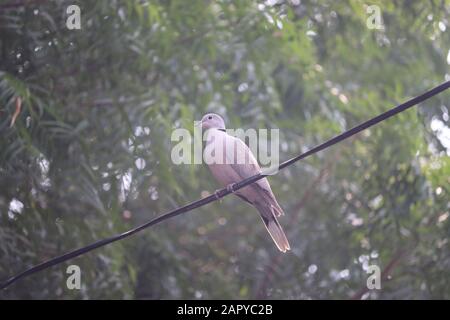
[1,80,449,290]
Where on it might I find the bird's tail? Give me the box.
[255,204,291,253]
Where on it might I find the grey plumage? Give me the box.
[199,113,291,253]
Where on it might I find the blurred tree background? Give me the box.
[0,0,449,299]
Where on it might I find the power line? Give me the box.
[1,80,449,290]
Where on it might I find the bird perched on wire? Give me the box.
[198,113,290,253]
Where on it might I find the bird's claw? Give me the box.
[226,183,236,193]
[214,184,235,200]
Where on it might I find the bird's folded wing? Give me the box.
[224,135,284,215]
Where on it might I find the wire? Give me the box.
[1,80,449,290]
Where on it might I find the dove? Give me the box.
[199,113,290,252]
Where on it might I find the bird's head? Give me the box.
[198,113,226,131]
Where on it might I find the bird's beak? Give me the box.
[194,120,202,127]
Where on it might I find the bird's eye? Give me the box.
[208,116,213,120]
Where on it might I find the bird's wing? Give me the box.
[224,133,261,177]
[224,133,284,215]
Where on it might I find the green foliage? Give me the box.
[0,0,449,299]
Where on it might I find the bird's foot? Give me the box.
[214,184,236,200]
[226,183,236,193]
[214,189,222,200]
